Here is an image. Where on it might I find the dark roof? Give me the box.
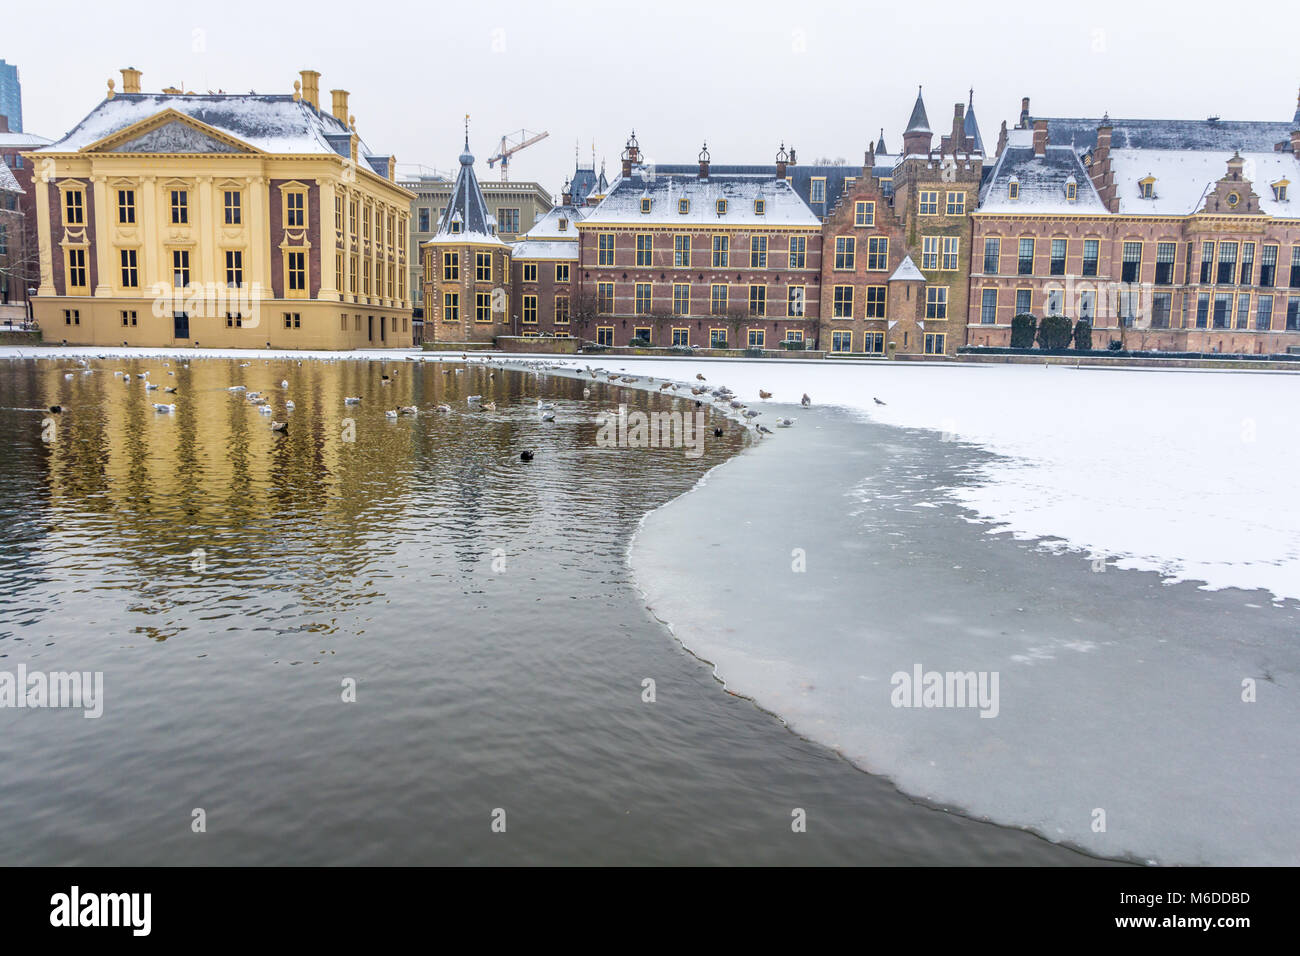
[964,91,985,154]
[570,165,600,203]
[653,162,884,218]
[978,141,1104,214]
[906,88,930,134]
[435,138,496,238]
[875,129,887,154]
[1045,117,1294,154]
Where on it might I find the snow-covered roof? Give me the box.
[426,138,505,246]
[0,161,21,193]
[905,89,931,134]
[889,255,924,281]
[1045,116,1294,154]
[582,169,821,227]
[0,130,51,148]
[518,202,590,240]
[511,240,580,261]
[1107,148,1300,217]
[978,136,1106,215]
[34,93,385,163]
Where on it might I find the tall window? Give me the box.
[287,251,307,292]
[922,236,939,270]
[636,234,653,267]
[810,178,826,203]
[1290,247,1300,288]
[475,251,491,282]
[1256,294,1273,330]
[498,208,520,234]
[673,284,690,315]
[555,263,570,283]
[1217,242,1238,285]
[522,262,538,283]
[748,285,766,317]
[1049,239,1066,276]
[942,237,959,271]
[1212,292,1233,329]
[674,235,690,267]
[981,288,998,324]
[1018,237,1034,275]
[120,249,138,288]
[65,190,85,225]
[476,291,493,322]
[554,296,569,323]
[225,250,243,287]
[865,285,886,318]
[1260,244,1278,287]
[712,235,729,268]
[1236,293,1251,329]
[710,284,728,315]
[788,235,806,269]
[1200,241,1215,283]
[443,291,459,322]
[224,190,242,225]
[833,286,853,318]
[443,252,459,281]
[854,201,875,227]
[1196,292,1210,328]
[597,282,614,313]
[1151,293,1172,329]
[1015,288,1032,315]
[919,190,939,215]
[286,191,305,228]
[1121,241,1142,283]
[635,283,652,314]
[787,286,805,317]
[171,189,188,224]
[418,207,430,232]
[750,235,768,269]
[172,249,190,287]
[946,192,965,216]
[834,236,855,270]
[925,286,948,319]
[1240,242,1255,286]
[117,189,135,224]
[831,330,852,353]
[867,237,888,270]
[522,294,538,323]
[983,237,1000,275]
[1155,242,1176,285]
[1082,239,1099,277]
[598,234,615,266]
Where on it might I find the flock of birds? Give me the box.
[40,353,893,463]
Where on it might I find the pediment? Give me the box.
[85,110,261,155]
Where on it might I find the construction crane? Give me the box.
[486,129,549,181]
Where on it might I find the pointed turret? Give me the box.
[902,86,932,155]
[430,128,503,244]
[964,88,986,154]
[875,128,887,157]
[1292,86,1300,129]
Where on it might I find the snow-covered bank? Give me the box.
[506,354,1300,604]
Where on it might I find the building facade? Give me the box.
[0,59,22,133]
[26,68,413,348]
[1,115,50,319]
[968,93,1300,353]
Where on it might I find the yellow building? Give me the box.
[25,68,414,348]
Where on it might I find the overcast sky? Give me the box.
[7,0,1299,195]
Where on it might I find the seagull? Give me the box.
[582,387,591,399]
[63,373,73,380]
[344,396,361,405]
[228,385,246,392]
[146,383,159,391]
[436,404,452,413]
[482,401,496,411]
[270,421,288,433]
[285,400,295,411]
[153,403,177,413]
[537,399,555,411]
[756,423,774,435]
[801,393,811,407]
[398,406,418,415]
[280,380,289,388]
[696,373,706,381]
[467,395,482,403]
[540,409,556,422]
[164,387,177,394]
[257,404,273,414]
[520,449,535,461]
[385,409,399,419]
[743,409,760,419]
[776,418,796,428]
[729,400,745,410]
[873,397,886,406]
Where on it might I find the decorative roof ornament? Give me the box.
[776,142,788,163]
[699,141,711,163]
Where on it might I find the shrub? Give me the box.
[1010,313,1037,349]
[781,339,806,351]
[1107,339,1123,351]
[744,347,765,358]
[1037,314,1074,350]
[629,336,651,348]
[1072,319,1093,351]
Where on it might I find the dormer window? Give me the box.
[716,199,727,216]
[451,221,462,234]
[679,198,689,214]
[754,199,765,215]
[1139,176,1156,199]
[1273,180,1290,202]
[558,217,568,231]
[1066,179,1078,202]
[640,197,651,214]
[1008,177,1019,201]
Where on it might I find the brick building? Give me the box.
[0,115,50,320]
[968,92,1300,353]
[574,134,823,349]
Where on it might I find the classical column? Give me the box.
[139,175,159,296]
[197,174,216,287]
[248,175,268,302]
[318,178,339,301]
[33,165,55,296]
[90,174,114,297]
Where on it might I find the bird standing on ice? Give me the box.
[801,393,811,407]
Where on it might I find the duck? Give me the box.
[398,405,418,415]
[537,399,555,411]
[270,421,288,433]
[659,383,673,391]
[759,389,772,399]
[153,403,177,413]
[466,394,482,403]
[280,380,289,388]
[435,404,452,414]
[385,409,399,419]
[539,409,556,422]
[482,401,496,411]
[712,426,723,437]
[520,449,534,462]
[164,386,177,394]
[285,400,296,411]
[257,404,273,414]
[801,393,811,407]
[696,373,706,381]
[48,405,63,414]
[344,396,361,405]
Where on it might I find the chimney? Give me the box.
[951,102,966,154]
[996,120,1008,158]
[698,142,710,179]
[776,143,788,179]
[788,146,796,166]
[299,70,320,110]
[1033,118,1048,156]
[1018,97,1031,130]
[121,67,142,94]
[1094,116,1116,212]
[621,130,639,178]
[0,114,8,133]
[864,141,875,172]
[331,89,350,123]
[1291,129,1300,157]
[561,179,573,206]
